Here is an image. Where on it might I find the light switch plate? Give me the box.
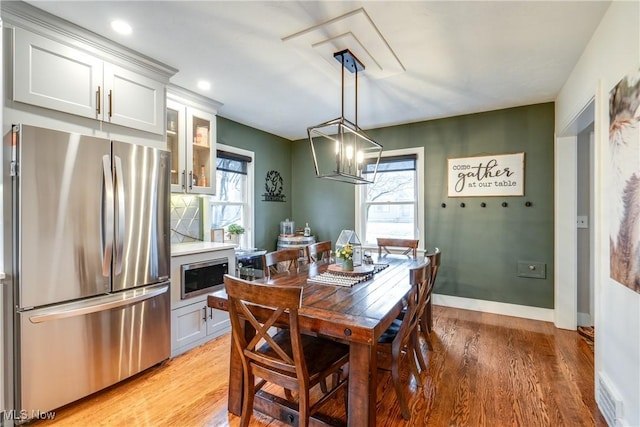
[517,261,546,279]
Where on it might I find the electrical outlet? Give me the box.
[577,216,588,229]
[517,261,546,279]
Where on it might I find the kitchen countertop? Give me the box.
[171,241,237,257]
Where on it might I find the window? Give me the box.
[208,144,254,248]
[355,147,424,248]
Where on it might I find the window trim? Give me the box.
[205,143,255,248]
[355,147,424,251]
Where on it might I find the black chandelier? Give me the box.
[307,49,382,184]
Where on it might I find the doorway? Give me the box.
[555,99,596,331]
[577,124,594,328]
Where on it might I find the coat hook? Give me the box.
[460,202,465,208]
[525,201,532,207]
[441,203,446,208]
[502,202,508,207]
[480,202,486,208]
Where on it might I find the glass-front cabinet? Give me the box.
[166,88,221,195]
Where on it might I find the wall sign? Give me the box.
[447,152,525,197]
[262,170,286,202]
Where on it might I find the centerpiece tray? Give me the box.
[328,264,375,275]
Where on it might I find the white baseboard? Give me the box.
[433,293,554,322]
[577,312,593,327]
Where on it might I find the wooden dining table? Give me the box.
[207,255,420,427]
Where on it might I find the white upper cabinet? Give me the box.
[13,27,102,119]
[13,27,166,135]
[167,87,222,195]
[103,62,164,134]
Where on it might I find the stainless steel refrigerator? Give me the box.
[3,124,171,418]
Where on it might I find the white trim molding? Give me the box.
[433,294,554,323]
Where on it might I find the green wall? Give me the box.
[217,117,292,251]
[291,103,555,308]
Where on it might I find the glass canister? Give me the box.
[280,218,295,236]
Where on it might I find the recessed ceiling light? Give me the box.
[111,20,132,35]
[197,80,211,91]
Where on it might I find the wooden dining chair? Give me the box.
[262,248,300,277]
[377,237,419,259]
[377,260,431,420]
[305,241,332,265]
[422,248,441,338]
[224,274,349,427]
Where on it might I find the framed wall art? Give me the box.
[608,68,640,293]
[447,152,525,197]
[210,228,225,243]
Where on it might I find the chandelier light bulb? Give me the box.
[346,145,353,160]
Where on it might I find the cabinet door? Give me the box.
[13,27,102,119]
[103,62,165,135]
[166,99,186,192]
[207,307,231,337]
[187,107,216,195]
[171,302,207,352]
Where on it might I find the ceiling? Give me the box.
[24,1,611,140]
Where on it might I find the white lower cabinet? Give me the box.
[171,295,231,358]
[169,245,235,358]
[171,299,207,352]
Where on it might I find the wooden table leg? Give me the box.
[348,342,376,427]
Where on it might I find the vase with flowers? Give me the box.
[335,243,354,271]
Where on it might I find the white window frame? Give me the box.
[355,147,425,252]
[205,143,255,248]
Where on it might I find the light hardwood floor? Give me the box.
[31,305,605,426]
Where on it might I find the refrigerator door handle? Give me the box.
[101,155,114,277]
[114,155,126,275]
[28,283,169,324]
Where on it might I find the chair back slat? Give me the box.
[426,247,441,290]
[398,261,430,350]
[377,238,419,259]
[262,248,300,276]
[412,261,432,337]
[306,241,332,264]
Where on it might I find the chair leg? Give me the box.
[241,371,254,427]
[391,351,412,420]
[427,299,433,332]
[420,316,434,351]
[406,341,423,388]
[299,389,310,427]
[320,378,328,394]
[411,330,427,376]
[284,388,294,401]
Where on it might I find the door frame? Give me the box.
[555,98,597,330]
